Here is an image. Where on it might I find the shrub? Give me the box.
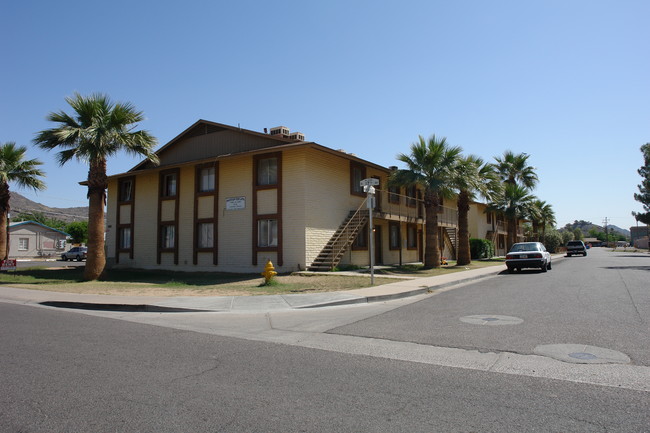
[543,229,564,253]
[470,238,494,259]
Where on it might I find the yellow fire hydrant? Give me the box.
[261,260,277,284]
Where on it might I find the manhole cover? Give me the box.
[535,344,630,364]
[460,315,524,326]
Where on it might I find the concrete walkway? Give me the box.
[0,264,512,313]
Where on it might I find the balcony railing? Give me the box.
[372,189,457,226]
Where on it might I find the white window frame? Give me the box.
[18,238,29,251]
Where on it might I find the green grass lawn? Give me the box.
[0,259,504,296]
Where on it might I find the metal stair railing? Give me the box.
[309,199,369,271]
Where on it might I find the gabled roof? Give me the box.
[9,220,70,236]
[129,119,300,172]
[109,119,389,179]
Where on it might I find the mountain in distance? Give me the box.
[9,192,88,223]
[561,220,630,237]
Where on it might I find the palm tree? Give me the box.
[34,93,158,280]
[538,201,556,242]
[391,135,462,268]
[488,183,535,249]
[493,151,538,249]
[494,150,538,188]
[452,156,501,265]
[0,142,46,259]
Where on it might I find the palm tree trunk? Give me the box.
[424,191,441,268]
[457,191,471,266]
[83,159,107,281]
[507,217,517,251]
[0,184,9,260]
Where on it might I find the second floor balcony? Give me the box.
[370,188,458,227]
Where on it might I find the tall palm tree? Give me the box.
[538,201,556,242]
[34,93,158,280]
[529,199,545,241]
[493,150,538,249]
[494,150,538,188]
[391,135,462,268]
[452,156,501,265]
[0,142,46,259]
[488,183,535,249]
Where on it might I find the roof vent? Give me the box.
[269,126,290,137]
[289,132,305,141]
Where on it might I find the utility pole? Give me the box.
[602,217,609,246]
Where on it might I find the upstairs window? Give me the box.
[257,157,278,186]
[406,185,417,207]
[350,163,365,195]
[119,179,133,202]
[198,166,215,193]
[388,185,400,204]
[162,173,177,197]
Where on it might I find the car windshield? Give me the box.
[510,243,539,252]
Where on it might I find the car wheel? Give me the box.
[76,255,82,261]
[548,261,552,270]
[584,252,587,256]
[507,267,514,273]
[62,256,67,261]
[541,263,547,272]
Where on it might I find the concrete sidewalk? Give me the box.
[0,264,509,313]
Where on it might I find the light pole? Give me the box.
[361,178,379,285]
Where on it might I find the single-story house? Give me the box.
[9,221,69,258]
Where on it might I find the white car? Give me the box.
[505,242,551,273]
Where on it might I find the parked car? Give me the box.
[566,240,587,256]
[61,246,87,261]
[505,242,552,273]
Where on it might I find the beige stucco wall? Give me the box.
[9,223,67,258]
[105,144,431,273]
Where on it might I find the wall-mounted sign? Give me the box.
[226,196,246,210]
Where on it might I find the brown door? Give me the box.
[374,226,383,265]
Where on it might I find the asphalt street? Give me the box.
[1,247,649,432]
[331,247,650,365]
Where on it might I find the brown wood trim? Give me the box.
[116,176,136,263]
[252,152,282,266]
[406,223,418,250]
[157,168,180,265]
[389,222,401,250]
[350,161,366,197]
[193,162,218,265]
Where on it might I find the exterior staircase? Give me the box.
[443,227,457,260]
[308,207,369,271]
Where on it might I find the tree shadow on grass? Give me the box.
[0,267,263,287]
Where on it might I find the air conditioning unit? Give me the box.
[269,126,290,137]
[289,132,305,141]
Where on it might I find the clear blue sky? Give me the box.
[2,0,648,231]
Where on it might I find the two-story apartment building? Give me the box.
[106,120,462,273]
